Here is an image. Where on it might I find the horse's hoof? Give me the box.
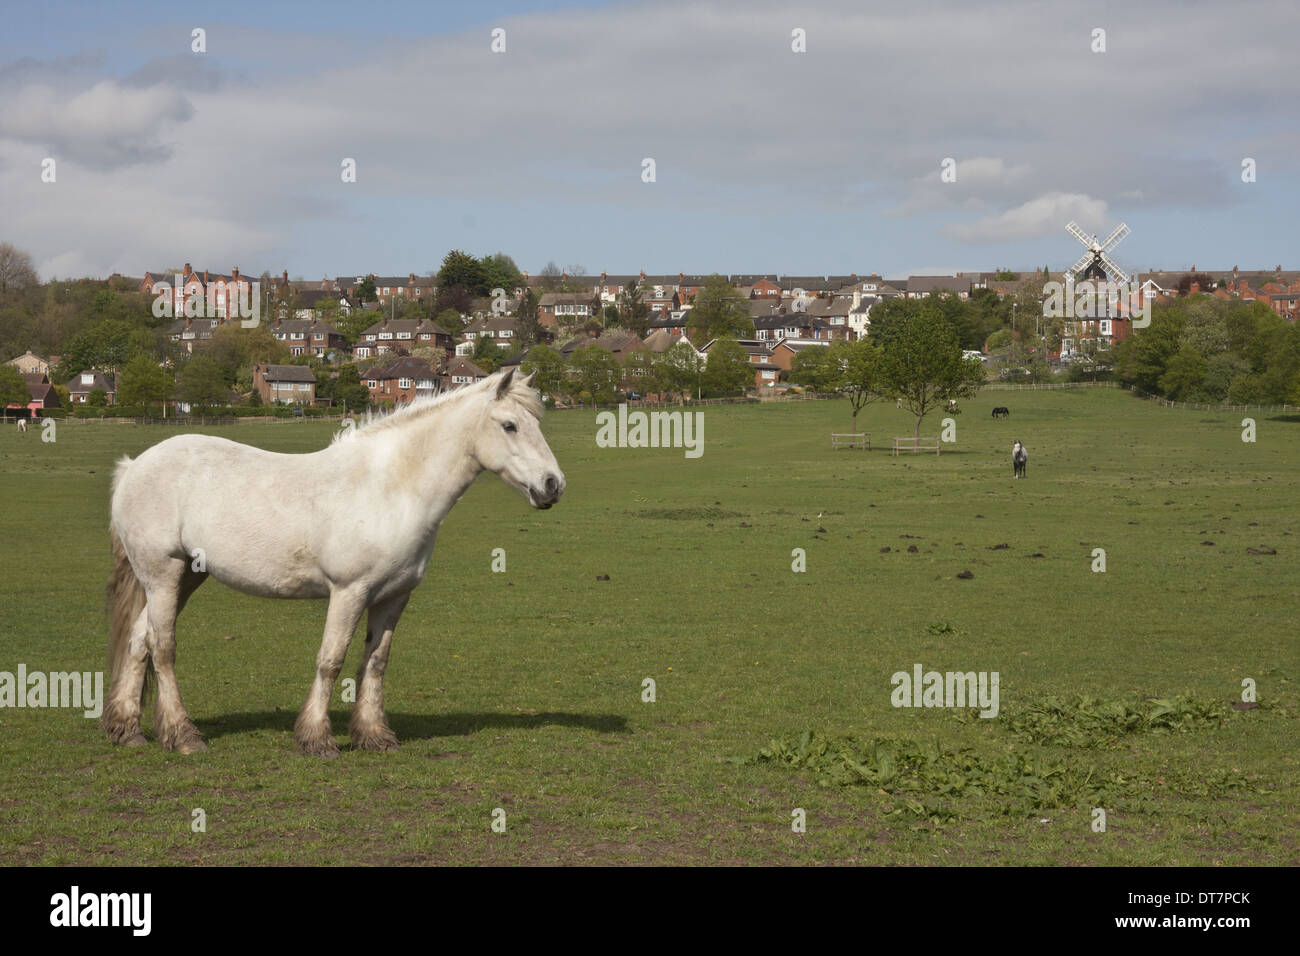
[123,733,149,747]
[352,731,400,752]
[297,737,341,758]
[175,738,209,755]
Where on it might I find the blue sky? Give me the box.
[2,0,1296,281]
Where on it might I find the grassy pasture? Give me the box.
[0,388,1295,865]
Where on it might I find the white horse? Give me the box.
[1012,440,1028,478]
[16,417,27,433]
[104,369,564,756]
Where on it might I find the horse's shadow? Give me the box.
[198,709,629,742]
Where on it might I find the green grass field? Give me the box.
[0,387,1296,865]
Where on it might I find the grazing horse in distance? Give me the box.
[16,418,27,433]
[103,369,564,756]
[1012,440,1028,479]
[992,407,1009,419]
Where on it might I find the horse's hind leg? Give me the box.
[149,564,209,753]
[104,605,150,746]
[350,591,410,752]
[295,586,367,757]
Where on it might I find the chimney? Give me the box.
[640,269,646,280]
[232,267,240,282]
[1191,264,1196,272]
[183,262,192,278]
[600,270,607,283]
[203,270,209,286]
[409,273,416,285]
[678,271,684,285]
[283,269,288,285]
[1233,265,1238,277]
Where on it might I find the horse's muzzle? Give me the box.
[529,473,565,509]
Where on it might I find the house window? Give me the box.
[367,380,377,389]
[397,332,411,339]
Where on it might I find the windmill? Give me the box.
[1062,221,1130,285]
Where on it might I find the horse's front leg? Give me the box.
[350,591,411,751]
[295,586,368,757]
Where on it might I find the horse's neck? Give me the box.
[368,398,483,530]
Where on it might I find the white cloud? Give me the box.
[943,192,1109,242]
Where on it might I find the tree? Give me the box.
[689,276,754,341]
[335,306,376,345]
[515,289,543,348]
[0,243,38,297]
[175,355,229,407]
[537,262,563,293]
[0,364,30,408]
[656,341,703,403]
[877,309,985,438]
[87,388,108,407]
[833,338,884,432]
[438,250,488,298]
[116,354,173,408]
[621,348,661,396]
[434,307,466,337]
[789,345,841,391]
[355,277,377,303]
[1158,345,1208,401]
[470,335,507,373]
[520,344,567,399]
[701,339,752,396]
[479,252,522,295]
[619,280,651,338]
[568,344,621,405]
[993,268,1018,281]
[330,364,371,412]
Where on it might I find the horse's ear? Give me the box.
[520,371,537,389]
[495,367,516,400]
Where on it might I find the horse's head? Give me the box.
[473,369,565,509]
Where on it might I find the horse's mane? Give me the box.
[331,370,543,445]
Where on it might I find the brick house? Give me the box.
[142,263,259,321]
[270,318,349,357]
[6,350,50,376]
[10,372,60,416]
[361,357,439,405]
[538,292,599,328]
[165,317,222,353]
[253,364,316,404]
[439,357,488,391]
[65,370,118,404]
[354,318,455,360]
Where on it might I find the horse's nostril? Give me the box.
[544,474,559,495]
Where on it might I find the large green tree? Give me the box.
[520,344,567,400]
[175,355,230,406]
[702,338,752,396]
[0,364,30,408]
[656,341,703,403]
[116,354,174,408]
[567,344,621,405]
[877,310,985,438]
[689,277,754,342]
[832,337,884,432]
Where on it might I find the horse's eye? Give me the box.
[503,421,517,433]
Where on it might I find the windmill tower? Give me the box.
[1062,221,1130,285]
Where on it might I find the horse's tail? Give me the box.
[106,522,154,716]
